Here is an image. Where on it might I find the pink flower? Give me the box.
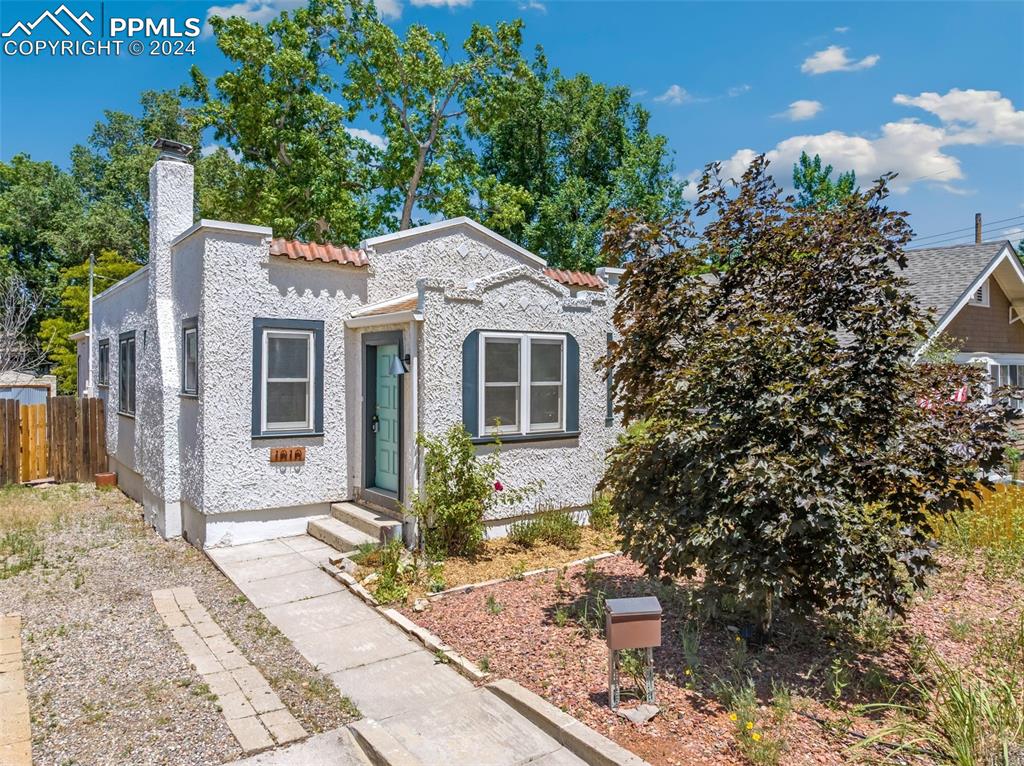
[494,480,504,492]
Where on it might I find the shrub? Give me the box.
[373,539,408,604]
[857,646,1024,765]
[507,509,582,550]
[601,159,1011,630]
[588,492,616,531]
[408,424,539,557]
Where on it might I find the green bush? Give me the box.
[507,509,581,550]
[373,539,408,604]
[408,424,539,557]
[588,493,616,531]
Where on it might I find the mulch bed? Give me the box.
[404,554,1024,766]
[0,484,356,766]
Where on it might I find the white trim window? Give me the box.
[182,325,198,395]
[991,363,1024,410]
[969,280,990,307]
[480,333,565,435]
[261,329,315,432]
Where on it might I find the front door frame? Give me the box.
[362,331,404,507]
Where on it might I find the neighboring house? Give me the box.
[0,371,57,405]
[905,240,1024,402]
[75,142,623,550]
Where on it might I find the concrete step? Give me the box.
[331,502,403,543]
[307,516,378,554]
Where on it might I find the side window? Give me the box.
[181,319,198,396]
[252,319,324,437]
[97,340,110,386]
[118,332,136,415]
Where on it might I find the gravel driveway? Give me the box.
[0,484,357,766]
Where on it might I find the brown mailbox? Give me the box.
[605,596,662,650]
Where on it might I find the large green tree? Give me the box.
[601,156,1008,630]
[475,51,686,271]
[792,150,857,210]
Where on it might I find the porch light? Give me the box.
[389,353,411,376]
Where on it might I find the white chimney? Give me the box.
[148,139,194,291]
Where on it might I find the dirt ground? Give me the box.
[405,553,1024,766]
[0,483,356,766]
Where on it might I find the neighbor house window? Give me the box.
[479,333,565,435]
[969,280,990,307]
[118,332,136,415]
[181,319,198,396]
[991,364,1024,410]
[97,339,109,386]
[252,319,324,437]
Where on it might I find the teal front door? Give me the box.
[373,344,400,493]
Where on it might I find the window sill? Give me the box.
[98,383,109,389]
[472,430,580,445]
[118,411,135,419]
[179,392,199,400]
[251,431,324,440]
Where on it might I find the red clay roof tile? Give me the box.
[270,238,368,268]
[543,268,605,290]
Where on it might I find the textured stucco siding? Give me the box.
[91,269,150,479]
[172,234,204,512]
[419,267,616,523]
[196,231,368,519]
[367,231,530,304]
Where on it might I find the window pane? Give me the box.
[127,340,135,413]
[267,335,309,379]
[530,384,561,429]
[484,339,519,383]
[266,381,308,426]
[484,386,518,429]
[531,340,562,383]
[184,330,198,392]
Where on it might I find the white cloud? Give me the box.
[727,84,752,97]
[518,0,546,11]
[654,85,691,106]
[893,89,1024,145]
[345,126,388,151]
[777,99,823,121]
[204,0,400,34]
[409,0,473,7]
[681,88,1023,201]
[834,26,850,33]
[801,45,880,74]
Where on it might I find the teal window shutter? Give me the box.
[462,330,480,437]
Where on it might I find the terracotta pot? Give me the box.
[95,472,117,488]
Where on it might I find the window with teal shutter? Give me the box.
[463,330,579,442]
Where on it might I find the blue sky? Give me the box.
[1,0,1022,247]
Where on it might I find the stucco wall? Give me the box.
[172,234,204,513]
[91,268,149,479]
[194,230,368,521]
[419,266,616,523]
[366,230,533,304]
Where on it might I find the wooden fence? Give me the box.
[0,397,107,485]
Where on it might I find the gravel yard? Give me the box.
[405,553,1024,766]
[0,483,357,766]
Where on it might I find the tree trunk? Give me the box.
[400,144,429,230]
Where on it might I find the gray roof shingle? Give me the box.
[901,240,1012,324]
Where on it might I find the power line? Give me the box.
[911,214,1024,243]
[908,222,1024,249]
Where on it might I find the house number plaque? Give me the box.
[270,447,306,463]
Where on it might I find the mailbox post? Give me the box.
[605,596,661,709]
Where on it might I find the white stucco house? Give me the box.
[75,141,622,550]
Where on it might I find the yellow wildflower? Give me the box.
[752,732,762,742]
[745,721,753,730]
[728,713,738,722]
[685,668,692,676]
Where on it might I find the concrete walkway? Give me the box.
[0,614,31,766]
[208,535,588,766]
